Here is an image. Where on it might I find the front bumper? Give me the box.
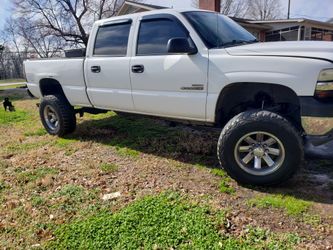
[300,97,333,136]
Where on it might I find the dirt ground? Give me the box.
[0,88,332,249]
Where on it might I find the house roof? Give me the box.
[126,0,167,10]
[250,18,333,30]
[117,0,167,16]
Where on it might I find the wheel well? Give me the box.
[215,82,302,130]
[39,78,66,97]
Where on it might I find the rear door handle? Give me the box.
[91,66,101,73]
[132,65,144,73]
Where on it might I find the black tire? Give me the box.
[39,95,76,136]
[217,110,303,186]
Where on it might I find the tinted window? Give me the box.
[94,22,131,56]
[137,19,188,55]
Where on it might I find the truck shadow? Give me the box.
[71,112,333,205]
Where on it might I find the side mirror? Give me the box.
[167,38,197,55]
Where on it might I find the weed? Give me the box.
[31,195,46,207]
[48,192,224,249]
[302,213,321,226]
[248,194,312,216]
[56,185,85,199]
[53,185,97,213]
[47,192,300,250]
[211,169,235,194]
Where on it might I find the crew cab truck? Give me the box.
[24,9,333,186]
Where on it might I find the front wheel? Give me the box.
[217,110,303,186]
[39,95,76,136]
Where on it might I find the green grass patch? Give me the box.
[248,194,312,216]
[24,128,47,137]
[0,84,26,90]
[0,79,25,84]
[0,108,29,125]
[99,163,118,172]
[54,138,78,155]
[16,167,59,184]
[31,195,46,207]
[54,138,76,148]
[48,193,223,249]
[53,185,98,213]
[114,146,139,158]
[6,141,48,153]
[47,192,300,250]
[56,185,85,199]
[211,169,235,195]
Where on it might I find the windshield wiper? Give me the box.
[222,39,258,47]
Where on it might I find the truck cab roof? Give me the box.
[94,8,212,26]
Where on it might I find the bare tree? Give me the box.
[247,0,283,20]
[16,16,65,58]
[191,0,249,17]
[12,0,135,47]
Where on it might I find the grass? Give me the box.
[248,194,312,216]
[47,192,300,250]
[114,146,140,158]
[5,141,48,154]
[0,90,329,249]
[52,185,99,213]
[100,163,118,172]
[211,169,236,194]
[81,112,218,161]
[24,128,47,136]
[54,138,77,148]
[0,79,25,84]
[0,84,26,90]
[0,108,29,125]
[16,167,59,184]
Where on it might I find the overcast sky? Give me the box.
[0,0,332,29]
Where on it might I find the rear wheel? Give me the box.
[39,95,76,136]
[217,110,303,186]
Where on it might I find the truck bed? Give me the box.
[24,58,92,107]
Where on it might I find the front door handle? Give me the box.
[132,65,144,73]
[91,66,101,73]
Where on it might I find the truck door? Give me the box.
[130,14,208,121]
[84,19,134,111]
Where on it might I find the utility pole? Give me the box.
[287,0,291,19]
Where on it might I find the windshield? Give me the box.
[183,11,257,49]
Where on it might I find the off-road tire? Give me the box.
[39,95,76,136]
[217,110,303,186]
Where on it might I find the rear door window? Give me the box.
[94,22,131,56]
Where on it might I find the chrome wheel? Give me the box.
[43,105,59,131]
[234,131,285,176]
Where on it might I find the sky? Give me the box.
[146,0,333,21]
[0,0,332,30]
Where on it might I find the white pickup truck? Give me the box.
[24,9,333,186]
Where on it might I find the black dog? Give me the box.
[3,97,15,112]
